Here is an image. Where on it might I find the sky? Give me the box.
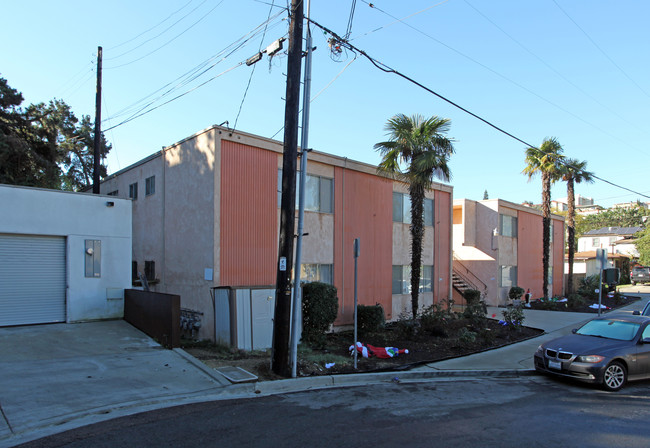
[2,0,649,208]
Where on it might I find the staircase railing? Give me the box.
[452,254,488,299]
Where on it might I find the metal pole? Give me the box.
[92,46,102,194]
[290,0,312,379]
[353,238,360,369]
[272,0,303,377]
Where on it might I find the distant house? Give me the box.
[453,198,565,306]
[578,226,642,258]
[100,125,453,342]
[565,251,630,291]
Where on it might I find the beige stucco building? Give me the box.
[453,198,565,306]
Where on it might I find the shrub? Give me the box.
[357,303,385,334]
[508,286,525,301]
[458,327,477,344]
[392,311,419,339]
[419,303,451,337]
[302,282,339,347]
[567,293,586,310]
[577,275,601,302]
[502,306,525,330]
[463,289,487,321]
[535,298,558,311]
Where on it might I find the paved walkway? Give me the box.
[1,289,648,447]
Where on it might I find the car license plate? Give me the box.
[548,360,562,370]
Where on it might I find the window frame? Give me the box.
[145,176,155,196]
[129,182,138,200]
[499,265,518,288]
[499,214,518,238]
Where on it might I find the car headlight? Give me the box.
[535,345,543,354]
[575,355,605,363]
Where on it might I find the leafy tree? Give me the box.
[0,77,110,191]
[483,189,489,200]
[576,205,647,236]
[559,158,593,294]
[523,137,564,299]
[375,114,454,318]
[636,227,650,266]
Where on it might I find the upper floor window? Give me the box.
[592,237,600,247]
[500,214,517,238]
[107,190,118,196]
[145,176,155,196]
[129,182,138,200]
[393,193,433,226]
[278,169,333,213]
[499,265,517,287]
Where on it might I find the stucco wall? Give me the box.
[0,185,132,322]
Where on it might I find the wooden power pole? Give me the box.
[272,0,304,377]
[92,46,103,194]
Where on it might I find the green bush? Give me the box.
[502,306,525,330]
[508,286,525,301]
[567,293,586,310]
[302,282,339,347]
[577,275,601,302]
[419,303,452,337]
[357,303,385,334]
[535,298,558,311]
[392,311,419,339]
[462,289,487,321]
[458,327,477,344]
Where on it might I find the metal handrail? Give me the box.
[452,254,488,298]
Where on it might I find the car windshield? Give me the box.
[576,319,640,341]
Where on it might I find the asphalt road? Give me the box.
[18,375,650,448]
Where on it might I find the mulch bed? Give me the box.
[298,317,542,376]
[527,293,641,313]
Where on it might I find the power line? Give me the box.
[361,0,644,153]
[551,0,650,100]
[105,0,210,61]
[105,0,225,69]
[344,0,357,39]
[463,0,649,141]
[106,0,194,51]
[307,17,650,200]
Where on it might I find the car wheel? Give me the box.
[603,361,627,391]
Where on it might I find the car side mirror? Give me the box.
[633,311,641,316]
[571,328,577,334]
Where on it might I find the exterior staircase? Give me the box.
[452,254,488,301]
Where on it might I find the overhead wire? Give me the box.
[344,0,357,40]
[105,0,225,69]
[307,17,650,200]
[233,0,278,132]
[360,1,643,153]
[463,0,648,140]
[105,0,210,61]
[106,0,194,51]
[551,0,650,100]
[102,10,287,131]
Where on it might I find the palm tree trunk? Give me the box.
[409,182,425,319]
[567,178,575,295]
[542,172,551,299]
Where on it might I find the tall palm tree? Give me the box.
[523,137,564,299]
[375,114,454,319]
[560,158,593,295]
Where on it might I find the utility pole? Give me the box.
[92,46,103,194]
[272,0,304,377]
[290,0,313,378]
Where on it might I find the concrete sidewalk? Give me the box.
[1,290,648,447]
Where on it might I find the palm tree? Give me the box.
[375,114,454,318]
[523,137,564,299]
[560,158,593,295]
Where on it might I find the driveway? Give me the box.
[0,320,229,447]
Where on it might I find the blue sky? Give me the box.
[2,0,649,207]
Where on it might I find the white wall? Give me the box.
[0,185,132,322]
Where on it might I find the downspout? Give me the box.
[448,191,453,304]
[161,147,166,290]
[341,157,347,314]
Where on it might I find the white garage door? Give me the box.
[0,234,66,326]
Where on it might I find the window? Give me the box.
[129,182,138,200]
[277,169,333,213]
[500,214,517,237]
[300,264,333,284]
[107,190,118,196]
[144,260,156,281]
[499,265,517,287]
[547,266,553,286]
[132,261,138,282]
[392,265,433,294]
[592,237,600,247]
[393,193,433,226]
[145,176,155,196]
